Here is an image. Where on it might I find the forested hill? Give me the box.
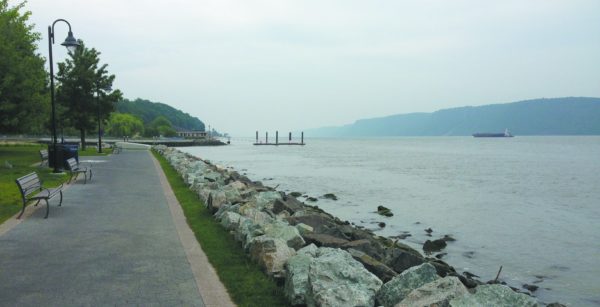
[116,98,205,131]
[308,97,600,137]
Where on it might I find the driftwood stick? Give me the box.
[494,265,503,283]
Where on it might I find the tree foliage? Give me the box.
[106,113,144,137]
[116,98,204,131]
[0,0,48,134]
[56,41,120,149]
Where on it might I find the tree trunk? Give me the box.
[80,129,86,151]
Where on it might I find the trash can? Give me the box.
[62,144,79,164]
[48,144,79,169]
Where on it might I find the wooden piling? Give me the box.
[301,132,304,144]
[276,131,279,145]
[256,131,258,143]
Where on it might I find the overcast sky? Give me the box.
[20,0,600,136]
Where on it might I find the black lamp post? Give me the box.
[48,19,80,173]
[96,85,110,153]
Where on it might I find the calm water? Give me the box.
[180,136,600,306]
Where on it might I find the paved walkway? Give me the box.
[0,150,233,306]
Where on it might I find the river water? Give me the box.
[180,136,600,306]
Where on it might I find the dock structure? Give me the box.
[253,131,305,146]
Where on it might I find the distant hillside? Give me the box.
[116,98,205,131]
[308,97,600,137]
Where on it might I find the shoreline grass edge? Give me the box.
[151,149,289,307]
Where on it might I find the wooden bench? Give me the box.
[15,172,63,219]
[39,149,48,167]
[66,158,92,184]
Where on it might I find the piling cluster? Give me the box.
[154,145,541,307]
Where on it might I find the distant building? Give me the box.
[177,130,207,139]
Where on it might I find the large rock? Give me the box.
[248,236,295,278]
[395,276,469,307]
[284,245,318,305]
[347,248,397,283]
[376,263,439,307]
[253,191,282,209]
[307,248,383,307]
[219,211,243,231]
[262,220,306,250]
[238,204,274,226]
[384,244,425,274]
[273,197,305,215]
[303,233,349,248]
[449,284,539,307]
[235,219,265,249]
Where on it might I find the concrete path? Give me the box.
[0,150,233,306]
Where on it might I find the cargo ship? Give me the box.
[473,128,513,138]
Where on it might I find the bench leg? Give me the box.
[89,169,93,181]
[68,172,73,183]
[17,200,26,219]
[58,190,63,206]
[34,199,41,207]
[44,199,50,219]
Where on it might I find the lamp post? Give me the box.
[48,19,80,173]
[96,85,110,153]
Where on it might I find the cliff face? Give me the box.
[308,97,600,136]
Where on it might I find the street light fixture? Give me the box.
[48,19,80,173]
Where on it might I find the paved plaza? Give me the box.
[0,150,231,306]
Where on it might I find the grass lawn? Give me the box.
[152,150,290,307]
[0,143,68,224]
[79,146,113,156]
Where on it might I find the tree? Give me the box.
[56,41,120,149]
[106,113,144,137]
[0,0,48,134]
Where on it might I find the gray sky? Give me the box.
[21,0,600,136]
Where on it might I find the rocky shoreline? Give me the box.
[154,145,561,306]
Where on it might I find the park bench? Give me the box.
[15,172,63,219]
[66,157,92,184]
[113,144,121,154]
[39,149,48,167]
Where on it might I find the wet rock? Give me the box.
[425,227,433,234]
[377,205,394,217]
[303,233,349,248]
[423,239,447,254]
[384,244,425,274]
[347,248,397,283]
[322,193,338,201]
[435,252,447,259]
[307,248,383,307]
[449,284,539,307]
[391,233,412,240]
[463,271,480,279]
[522,284,539,292]
[306,197,318,202]
[442,234,456,242]
[427,258,456,277]
[546,303,566,307]
[289,191,303,198]
[396,276,469,307]
[378,222,386,228]
[248,236,295,278]
[273,198,304,215]
[376,263,439,307]
[448,272,480,289]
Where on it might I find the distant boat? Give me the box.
[473,128,514,138]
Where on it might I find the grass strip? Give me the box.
[152,150,289,307]
[0,144,68,224]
